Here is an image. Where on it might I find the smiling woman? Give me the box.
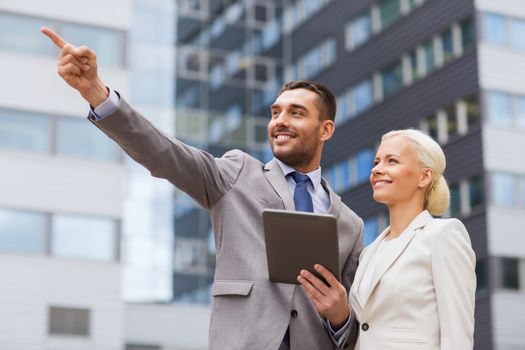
[349,129,476,350]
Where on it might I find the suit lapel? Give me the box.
[321,178,341,218]
[352,227,389,309]
[358,210,433,307]
[263,159,294,210]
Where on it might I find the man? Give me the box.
[42,27,363,350]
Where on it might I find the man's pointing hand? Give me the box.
[41,27,109,107]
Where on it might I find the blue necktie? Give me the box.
[283,172,314,348]
[290,172,314,213]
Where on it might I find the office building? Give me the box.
[173,0,525,349]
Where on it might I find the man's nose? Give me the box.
[274,112,290,125]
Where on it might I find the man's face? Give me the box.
[268,88,330,170]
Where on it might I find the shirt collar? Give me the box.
[274,158,322,191]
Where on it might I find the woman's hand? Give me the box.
[297,264,350,329]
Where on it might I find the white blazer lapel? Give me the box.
[351,226,390,309]
[358,210,433,307]
[263,159,294,210]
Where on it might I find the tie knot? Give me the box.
[290,171,310,185]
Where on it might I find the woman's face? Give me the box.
[370,136,430,207]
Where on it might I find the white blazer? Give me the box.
[349,210,476,350]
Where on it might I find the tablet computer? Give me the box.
[262,209,340,285]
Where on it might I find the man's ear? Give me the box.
[418,168,433,189]
[320,119,335,142]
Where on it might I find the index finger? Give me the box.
[314,264,339,288]
[40,26,67,49]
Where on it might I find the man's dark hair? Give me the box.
[278,80,337,122]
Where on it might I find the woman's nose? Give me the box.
[371,162,383,175]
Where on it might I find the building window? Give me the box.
[487,91,512,127]
[492,173,515,207]
[0,109,50,153]
[460,16,475,50]
[0,208,47,254]
[445,104,458,137]
[0,13,124,67]
[441,28,454,63]
[521,177,525,208]
[475,259,488,294]
[364,217,379,246]
[510,18,525,50]
[449,176,484,217]
[51,214,117,261]
[0,13,53,55]
[346,13,372,50]
[482,13,525,52]
[422,40,435,74]
[465,95,480,126]
[283,0,334,34]
[335,92,350,125]
[449,183,461,217]
[352,79,374,115]
[48,306,90,336]
[498,257,520,290]
[469,176,484,209]
[516,96,525,128]
[379,0,401,29]
[356,148,374,183]
[56,117,118,161]
[381,60,403,97]
[294,38,336,79]
[363,214,388,246]
[126,345,161,350]
[483,13,507,45]
[60,24,125,68]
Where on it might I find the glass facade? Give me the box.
[173,1,283,303]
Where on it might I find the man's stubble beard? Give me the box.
[270,137,321,170]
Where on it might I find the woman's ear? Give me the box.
[418,168,433,189]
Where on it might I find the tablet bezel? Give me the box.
[262,208,340,285]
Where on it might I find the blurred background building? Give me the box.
[0,0,524,349]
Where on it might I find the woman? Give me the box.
[298,129,476,349]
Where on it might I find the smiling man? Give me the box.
[41,27,363,350]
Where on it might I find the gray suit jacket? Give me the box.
[91,99,363,350]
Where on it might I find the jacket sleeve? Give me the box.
[431,219,476,349]
[90,98,244,209]
[327,216,364,349]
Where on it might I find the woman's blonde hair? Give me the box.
[381,129,450,216]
